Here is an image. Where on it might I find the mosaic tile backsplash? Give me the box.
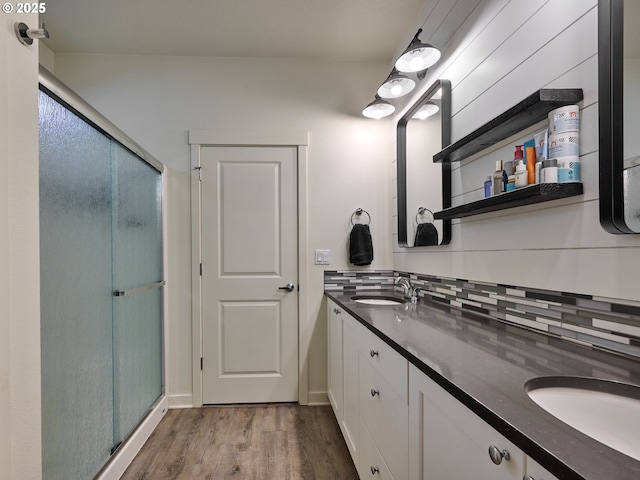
[324,270,640,360]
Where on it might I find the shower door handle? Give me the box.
[113,280,165,297]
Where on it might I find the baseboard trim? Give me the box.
[95,396,168,480]
[307,390,329,406]
[168,393,193,409]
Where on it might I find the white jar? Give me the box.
[541,159,558,183]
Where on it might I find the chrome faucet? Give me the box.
[395,276,421,303]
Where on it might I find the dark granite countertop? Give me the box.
[326,291,640,480]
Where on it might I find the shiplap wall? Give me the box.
[393,0,640,303]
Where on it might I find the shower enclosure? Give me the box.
[38,69,164,480]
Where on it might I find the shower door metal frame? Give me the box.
[39,66,164,173]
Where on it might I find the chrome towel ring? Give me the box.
[351,208,371,226]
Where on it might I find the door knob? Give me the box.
[278,283,295,292]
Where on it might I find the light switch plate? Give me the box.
[315,249,330,265]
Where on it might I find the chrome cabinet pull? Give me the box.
[488,445,510,465]
[278,283,295,292]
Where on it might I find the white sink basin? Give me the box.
[351,295,405,306]
[525,377,640,461]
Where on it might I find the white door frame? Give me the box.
[189,129,309,407]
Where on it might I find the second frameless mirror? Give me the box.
[397,79,451,247]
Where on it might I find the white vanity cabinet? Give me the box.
[409,364,526,479]
[327,299,359,460]
[329,298,563,480]
[327,299,408,478]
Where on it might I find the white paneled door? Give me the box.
[200,146,298,404]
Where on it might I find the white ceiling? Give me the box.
[41,0,427,61]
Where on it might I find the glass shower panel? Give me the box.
[111,143,163,444]
[38,91,115,480]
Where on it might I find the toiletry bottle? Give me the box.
[515,160,528,188]
[525,146,536,184]
[506,175,516,192]
[513,145,523,173]
[484,176,492,198]
[492,160,507,195]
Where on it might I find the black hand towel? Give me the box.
[414,222,438,247]
[349,224,374,266]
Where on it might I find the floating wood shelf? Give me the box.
[433,89,584,164]
[433,183,583,220]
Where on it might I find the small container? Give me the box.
[548,105,580,134]
[506,175,516,192]
[549,133,579,158]
[515,160,528,188]
[493,160,507,195]
[541,159,558,183]
[513,145,524,172]
[504,160,515,176]
[525,146,536,184]
[556,156,581,182]
[484,176,492,198]
[535,156,544,184]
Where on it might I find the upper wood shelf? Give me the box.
[433,183,583,220]
[433,89,584,164]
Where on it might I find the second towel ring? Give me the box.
[415,207,434,224]
[351,208,371,226]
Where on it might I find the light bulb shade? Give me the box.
[362,96,395,119]
[412,101,439,119]
[395,41,441,73]
[377,71,416,99]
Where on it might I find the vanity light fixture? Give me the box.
[362,95,395,119]
[395,28,441,73]
[377,69,416,99]
[412,101,439,120]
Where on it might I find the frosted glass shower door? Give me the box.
[111,143,163,446]
[39,85,164,480]
[39,91,115,480]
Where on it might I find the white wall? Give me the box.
[52,54,394,405]
[1,9,42,480]
[393,0,640,303]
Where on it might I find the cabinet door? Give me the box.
[409,365,525,480]
[526,458,560,480]
[327,300,343,421]
[342,314,361,461]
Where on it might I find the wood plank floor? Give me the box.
[120,404,358,480]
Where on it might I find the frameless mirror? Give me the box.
[397,79,451,246]
[599,0,640,233]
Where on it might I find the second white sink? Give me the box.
[525,376,640,461]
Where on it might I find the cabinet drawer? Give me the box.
[360,353,408,480]
[359,324,408,402]
[410,366,525,479]
[359,419,395,480]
